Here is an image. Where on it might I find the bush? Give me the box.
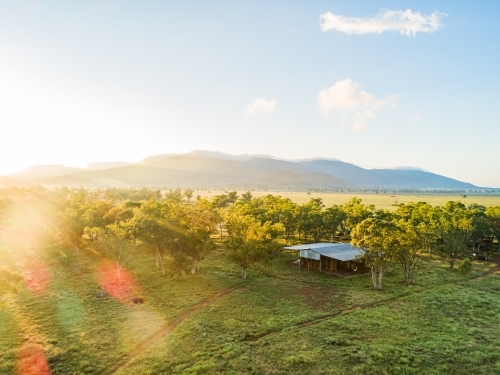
[459,258,472,275]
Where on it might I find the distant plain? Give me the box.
[195,191,500,210]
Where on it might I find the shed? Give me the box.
[284,242,365,274]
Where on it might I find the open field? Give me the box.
[1,238,500,374]
[195,191,500,210]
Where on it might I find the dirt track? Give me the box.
[104,284,244,375]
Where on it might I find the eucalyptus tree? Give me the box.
[177,199,218,275]
[341,197,375,236]
[133,201,174,275]
[393,202,438,284]
[323,204,346,242]
[351,217,399,289]
[467,204,488,253]
[98,221,136,279]
[224,212,284,279]
[486,206,500,251]
[165,188,183,203]
[211,193,233,241]
[434,202,474,269]
[183,188,194,203]
[296,198,324,241]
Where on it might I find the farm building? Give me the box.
[284,242,367,274]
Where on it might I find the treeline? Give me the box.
[1,187,500,289]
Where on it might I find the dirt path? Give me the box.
[247,265,500,342]
[104,284,244,375]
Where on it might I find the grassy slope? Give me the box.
[1,241,499,374]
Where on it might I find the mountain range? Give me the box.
[0,151,480,189]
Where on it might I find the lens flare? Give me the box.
[16,344,52,375]
[96,261,138,302]
[21,260,51,293]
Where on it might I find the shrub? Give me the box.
[459,258,472,275]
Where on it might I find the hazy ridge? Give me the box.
[0,151,479,189]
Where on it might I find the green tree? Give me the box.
[393,203,438,285]
[341,198,374,236]
[435,202,474,269]
[323,205,346,242]
[486,206,500,251]
[224,213,283,279]
[98,222,136,279]
[351,218,398,289]
[133,201,174,275]
[183,188,194,203]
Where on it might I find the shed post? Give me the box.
[320,256,322,273]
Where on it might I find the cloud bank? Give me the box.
[244,98,278,114]
[318,79,397,132]
[320,9,446,36]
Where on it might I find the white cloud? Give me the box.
[244,98,278,114]
[318,79,397,132]
[320,9,446,36]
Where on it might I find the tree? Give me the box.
[393,202,438,285]
[240,191,253,202]
[98,222,135,279]
[323,205,346,242]
[224,213,284,279]
[183,188,194,203]
[341,198,374,236]
[211,194,231,241]
[168,199,218,276]
[165,189,183,203]
[467,204,488,253]
[486,206,500,251]
[133,201,173,275]
[351,218,398,289]
[296,199,324,241]
[434,202,473,269]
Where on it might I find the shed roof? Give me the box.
[284,243,363,262]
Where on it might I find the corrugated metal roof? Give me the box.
[284,242,341,250]
[285,242,363,262]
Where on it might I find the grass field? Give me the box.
[1,238,500,374]
[194,191,500,210]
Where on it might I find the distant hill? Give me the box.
[299,160,475,189]
[1,152,480,189]
[256,171,349,188]
[8,164,82,180]
[33,165,251,187]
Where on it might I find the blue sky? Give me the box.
[0,1,499,186]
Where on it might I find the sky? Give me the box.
[0,1,499,186]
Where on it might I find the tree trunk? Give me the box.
[181,269,186,276]
[370,266,377,288]
[160,257,165,275]
[377,267,383,289]
[242,268,247,279]
[191,260,196,274]
[449,255,456,269]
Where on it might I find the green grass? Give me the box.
[1,240,499,374]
